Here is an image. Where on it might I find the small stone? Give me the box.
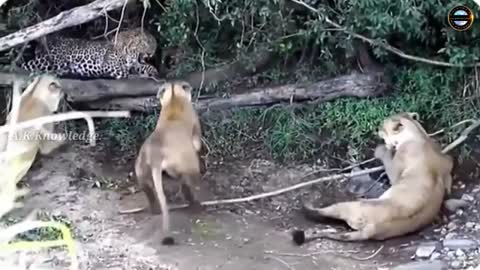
[430,252,441,260]
[447,222,458,230]
[444,199,468,212]
[416,244,437,258]
[466,222,476,229]
[443,239,479,250]
[455,248,465,257]
[451,260,462,269]
[391,260,448,270]
[461,194,474,201]
[445,232,457,239]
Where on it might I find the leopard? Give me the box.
[18,27,160,80]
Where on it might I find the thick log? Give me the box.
[0,0,128,52]
[0,49,275,101]
[82,71,389,113]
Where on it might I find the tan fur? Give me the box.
[0,75,65,183]
[296,112,453,243]
[120,80,206,245]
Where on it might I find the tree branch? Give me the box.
[0,0,129,52]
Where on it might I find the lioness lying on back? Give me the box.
[292,112,453,244]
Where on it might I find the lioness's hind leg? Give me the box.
[322,224,376,242]
[303,201,355,221]
[143,182,162,214]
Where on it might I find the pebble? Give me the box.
[462,194,474,202]
[451,260,463,269]
[466,222,476,229]
[455,248,465,257]
[430,252,441,260]
[391,260,448,270]
[416,244,437,258]
[443,239,479,250]
[447,222,458,231]
[445,232,457,239]
[444,199,468,212]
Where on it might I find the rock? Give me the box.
[451,260,463,269]
[444,199,468,212]
[461,194,474,202]
[455,249,465,257]
[416,244,437,258]
[443,239,479,250]
[391,260,448,270]
[445,232,457,239]
[447,222,458,231]
[466,222,476,229]
[430,252,441,260]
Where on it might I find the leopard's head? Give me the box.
[112,27,157,64]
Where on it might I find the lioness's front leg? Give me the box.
[374,144,401,185]
[38,128,66,155]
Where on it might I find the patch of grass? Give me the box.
[2,211,74,242]
[96,112,159,153]
[202,66,479,163]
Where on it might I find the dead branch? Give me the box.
[82,71,389,112]
[166,118,478,209]
[0,0,130,52]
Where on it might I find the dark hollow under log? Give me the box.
[81,71,390,113]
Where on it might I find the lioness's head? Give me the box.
[156,80,193,108]
[30,75,64,112]
[377,112,428,149]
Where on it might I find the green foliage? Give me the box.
[97,113,157,152]
[198,67,479,162]
[2,211,74,242]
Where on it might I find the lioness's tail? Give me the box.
[151,166,175,246]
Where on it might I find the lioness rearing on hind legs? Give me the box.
[292,112,454,245]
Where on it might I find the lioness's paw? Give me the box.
[374,144,389,159]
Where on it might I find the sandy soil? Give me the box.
[5,142,480,270]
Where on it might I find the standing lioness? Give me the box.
[292,112,453,244]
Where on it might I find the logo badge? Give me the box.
[448,5,475,31]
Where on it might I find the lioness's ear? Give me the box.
[407,112,420,121]
[48,81,61,93]
[180,81,193,102]
[156,83,167,99]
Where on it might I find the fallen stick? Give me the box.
[164,118,480,209]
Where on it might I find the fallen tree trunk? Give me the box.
[82,71,389,113]
[0,49,275,102]
[0,0,128,52]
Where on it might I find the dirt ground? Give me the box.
[6,141,480,270]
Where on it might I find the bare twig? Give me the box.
[264,249,359,257]
[113,0,129,45]
[194,0,207,100]
[266,256,296,270]
[289,0,480,68]
[441,119,480,153]
[168,118,478,209]
[351,245,384,261]
[0,111,130,135]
